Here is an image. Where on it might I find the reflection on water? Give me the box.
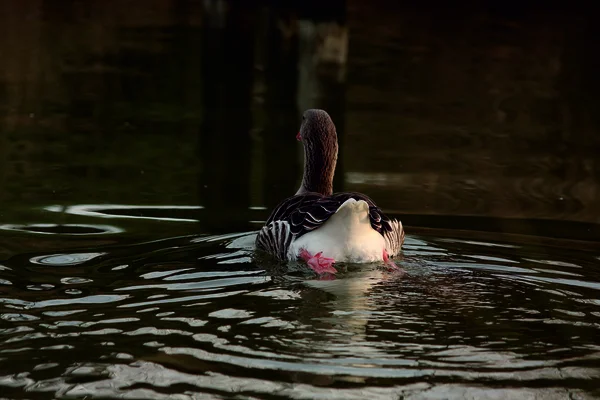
[0,223,123,235]
[45,204,204,222]
[1,0,599,237]
[1,231,600,398]
[30,252,106,266]
[1,0,600,398]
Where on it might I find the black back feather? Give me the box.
[261,191,397,239]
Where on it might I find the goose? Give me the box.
[255,109,405,275]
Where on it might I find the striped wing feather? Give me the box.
[383,219,405,256]
[256,191,404,259]
[255,221,293,261]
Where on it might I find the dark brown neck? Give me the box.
[296,140,338,196]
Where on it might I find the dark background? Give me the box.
[1,0,599,245]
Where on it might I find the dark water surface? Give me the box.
[1,1,600,399]
[1,230,600,399]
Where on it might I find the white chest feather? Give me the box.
[287,198,385,263]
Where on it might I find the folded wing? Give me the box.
[256,191,404,260]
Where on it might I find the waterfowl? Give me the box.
[255,109,405,274]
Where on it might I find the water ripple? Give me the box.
[0,231,599,398]
[0,223,123,235]
[30,253,106,266]
[44,204,204,222]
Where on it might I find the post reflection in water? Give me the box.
[0,1,600,399]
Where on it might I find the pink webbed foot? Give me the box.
[299,249,337,275]
[383,249,406,276]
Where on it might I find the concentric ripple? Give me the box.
[0,232,599,399]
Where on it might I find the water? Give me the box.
[1,230,600,398]
[2,1,600,399]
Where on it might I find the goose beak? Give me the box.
[296,131,302,141]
